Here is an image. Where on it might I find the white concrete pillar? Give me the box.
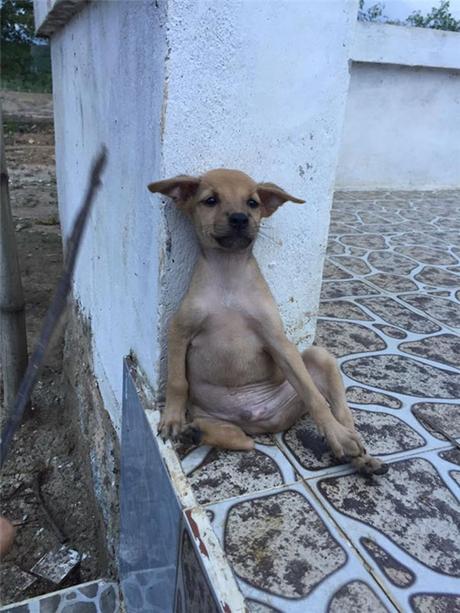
[35,0,358,427]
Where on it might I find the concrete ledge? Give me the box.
[352,22,460,70]
[34,0,88,37]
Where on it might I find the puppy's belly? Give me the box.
[189,379,298,426]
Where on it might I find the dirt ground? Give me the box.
[0,97,108,605]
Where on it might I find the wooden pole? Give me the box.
[0,104,28,422]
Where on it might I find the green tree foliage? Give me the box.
[1,0,51,92]
[406,0,460,31]
[358,0,460,31]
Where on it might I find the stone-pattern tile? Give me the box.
[186,447,284,505]
[394,245,457,266]
[415,266,460,288]
[320,279,379,299]
[366,273,419,293]
[357,296,441,333]
[315,320,386,356]
[224,490,347,598]
[399,334,460,368]
[313,452,460,611]
[412,403,460,440]
[342,355,460,398]
[368,250,418,275]
[330,255,371,275]
[399,294,460,329]
[360,538,415,588]
[409,593,460,613]
[180,440,296,505]
[318,299,372,320]
[439,448,460,466]
[327,581,388,613]
[373,323,407,339]
[309,190,460,609]
[206,483,393,612]
[346,386,402,409]
[0,581,119,613]
[322,259,352,280]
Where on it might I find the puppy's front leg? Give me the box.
[263,330,365,461]
[159,317,190,440]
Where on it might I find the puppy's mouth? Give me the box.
[214,233,254,250]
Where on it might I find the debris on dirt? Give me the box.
[30,545,81,585]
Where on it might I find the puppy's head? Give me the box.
[148,169,305,251]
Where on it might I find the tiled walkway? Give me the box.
[178,190,460,612]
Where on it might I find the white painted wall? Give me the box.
[336,23,460,189]
[48,0,167,431]
[37,0,358,430]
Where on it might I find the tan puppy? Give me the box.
[148,169,387,475]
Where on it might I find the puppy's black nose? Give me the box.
[229,213,249,229]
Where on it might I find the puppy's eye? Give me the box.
[203,196,218,207]
[247,199,259,209]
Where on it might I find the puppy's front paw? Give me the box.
[321,420,388,476]
[322,420,364,460]
[158,408,186,441]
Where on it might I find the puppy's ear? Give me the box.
[257,182,305,218]
[148,175,200,208]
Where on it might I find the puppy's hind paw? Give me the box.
[178,424,202,447]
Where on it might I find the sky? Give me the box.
[361,0,460,20]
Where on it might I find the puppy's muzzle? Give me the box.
[214,213,253,249]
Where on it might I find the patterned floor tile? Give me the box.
[415,266,460,288]
[409,593,460,613]
[320,279,379,299]
[205,483,395,612]
[356,296,442,333]
[339,234,388,250]
[368,250,419,275]
[399,333,460,368]
[330,255,372,275]
[322,259,353,280]
[365,273,419,293]
[345,386,402,409]
[394,245,457,266]
[180,440,296,505]
[311,449,460,611]
[0,581,119,613]
[342,354,460,398]
[327,581,389,613]
[411,403,460,440]
[315,320,387,356]
[318,299,372,320]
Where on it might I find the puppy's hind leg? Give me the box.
[302,346,388,476]
[180,413,255,451]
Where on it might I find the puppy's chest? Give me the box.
[188,305,265,380]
